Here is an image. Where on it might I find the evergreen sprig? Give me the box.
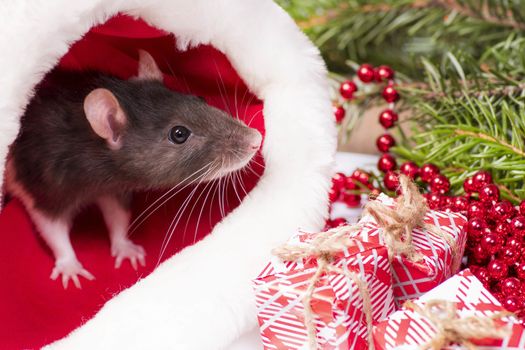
[394,36,525,202]
[277,0,525,78]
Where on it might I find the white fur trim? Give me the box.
[0,0,336,348]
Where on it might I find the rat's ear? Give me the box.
[83,88,127,150]
[136,50,163,81]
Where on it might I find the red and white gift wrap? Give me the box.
[373,269,525,349]
[253,232,396,350]
[353,194,467,306]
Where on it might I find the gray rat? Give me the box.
[5,50,262,289]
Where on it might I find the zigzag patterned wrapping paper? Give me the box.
[353,194,468,306]
[373,269,525,349]
[253,232,396,350]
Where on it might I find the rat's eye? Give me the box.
[168,126,191,144]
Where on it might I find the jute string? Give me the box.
[404,299,512,350]
[272,225,375,350]
[364,175,457,264]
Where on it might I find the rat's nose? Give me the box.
[249,130,263,151]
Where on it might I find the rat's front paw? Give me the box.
[111,239,146,270]
[50,258,95,289]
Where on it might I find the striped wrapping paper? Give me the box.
[253,232,396,350]
[351,194,467,306]
[373,269,525,349]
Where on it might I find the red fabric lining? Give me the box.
[0,15,264,349]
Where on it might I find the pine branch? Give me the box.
[278,0,525,77]
[435,0,525,30]
[393,37,525,202]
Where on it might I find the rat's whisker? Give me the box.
[233,80,241,121]
[230,171,243,205]
[247,108,263,127]
[157,163,217,264]
[192,172,219,244]
[157,183,200,265]
[234,170,249,198]
[181,166,218,242]
[162,57,190,94]
[213,60,234,118]
[208,178,220,224]
[128,163,211,235]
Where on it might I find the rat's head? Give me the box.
[82,51,262,188]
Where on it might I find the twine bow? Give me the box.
[272,225,375,350]
[364,175,455,264]
[404,299,512,350]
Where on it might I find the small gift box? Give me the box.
[351,176,467,306]
[253,226,396,350]
[373,269,525,349]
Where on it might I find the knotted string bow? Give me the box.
[272,225,375,350]
[404,299,512,350]
[364,175,456,265]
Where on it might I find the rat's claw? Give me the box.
[50,258,95,289]
[111,239,146,270]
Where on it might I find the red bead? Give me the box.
[480,233,502,255]
[339,80,357,99]
[357,64,375,83]
[374,65,394,82]
[498,247,520,264]
[376,134,396,152]
[332,172,346,190]
[473,171,493,189]
[470,244,490,264]
[378,109,398,129]
[351,170,370,185]
[331,217,347,227]
[463,177,476,193]
[429,174,450,194]
[500,277,522,297]
[514,261,525,280]
[425,193,441,210]
[328,187,340,202]
[479,184,500,202]
[400,161,419,179]
[467,201,485,218]
[440,196,454,210]
[487,259,509,279]
[495,221,511,237]
[341,191,361,208]
[378,154,397,172]
[506,236,521,250]
[491,200,515,220]
[502,296,521,312]
[510,216,525,233]
[333,105,345,123]
[345,177,358,190]
[452,196,469,212]
[419,163,440,183]
[382,85,400,103]
[468,218,487,241]
[383,171,399,191]
[520,200,525,216]
[472,267,490,286]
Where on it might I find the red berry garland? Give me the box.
[330,61,525,317]
[376,134,396,152]
[375,65,395,82]
[379,109,398,129]
[357,64,375,83]
[333,105,346,123]
[339,80,357,100]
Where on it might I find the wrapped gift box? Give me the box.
[373,269,525,349]
[253,230,396,350]
[353,194,467,305]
